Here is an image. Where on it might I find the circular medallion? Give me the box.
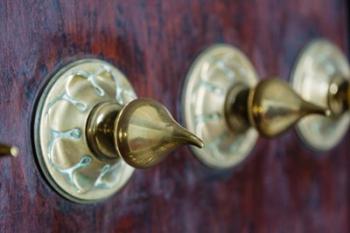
[292,40,350,151]
[182,45,258,169]
[34,59,137,203]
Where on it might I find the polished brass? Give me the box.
[183,45,327,169]
[86,99,203,168]
[0,144,18,157]
[115,99,203,168]
[292,39,350,150]
[34,59,202,203]
[86,102,123,161]
[225,79,329,138]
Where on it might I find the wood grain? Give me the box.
[0,0,348,232]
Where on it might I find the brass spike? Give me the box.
[115,99,203,168]
[225,79,329,138]
[249,79,329,137]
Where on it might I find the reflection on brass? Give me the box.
[34,59,202,203]
[183,45,326,169]
[292,39,350,151]
[86,99,203,168]
[0,144,18,157]
[115,99,203,168]
[225,79,329,138]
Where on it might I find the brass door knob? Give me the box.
[33,59,202,203]
[182,45,327,169]
[292,39,350,151]
[0,144,18,157]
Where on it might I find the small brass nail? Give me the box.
[0,144,19,157]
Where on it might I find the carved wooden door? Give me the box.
[0,0,348,232]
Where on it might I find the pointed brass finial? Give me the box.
[249,79,330,137]
[0,144,19,157]
[225,79,329,138]
[115,99,203,168]
[87,99,203,169]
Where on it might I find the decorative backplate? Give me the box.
[292,40,350,151]
[34,59,137,203]
[182,45,258,169]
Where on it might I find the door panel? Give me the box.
[0,0,348,232]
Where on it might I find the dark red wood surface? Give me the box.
[0,0,348,232]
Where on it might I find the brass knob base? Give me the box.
[86,101,122,161]
[33,59,136,203]
[182,45,258,169]
[292,40,350,151]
